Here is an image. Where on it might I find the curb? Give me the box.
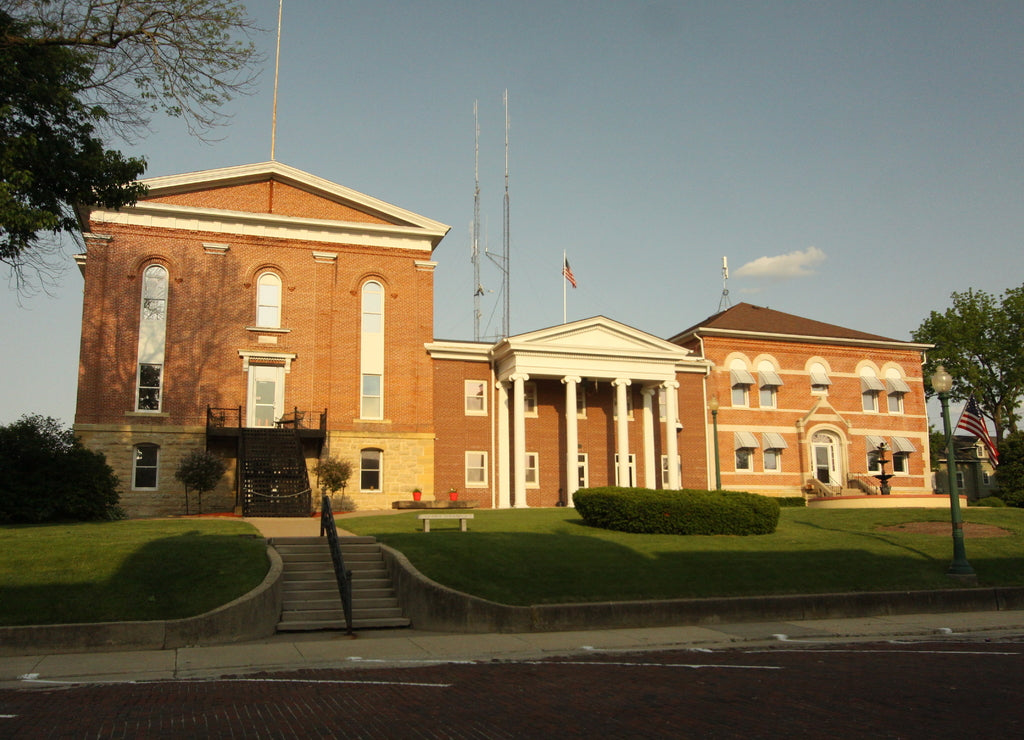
[0,546,283,657]
[380,543,1024,633]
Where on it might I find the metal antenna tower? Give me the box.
[472,100,483,340]
[501,89,511,338]
[718,256,732,311]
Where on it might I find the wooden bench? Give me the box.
[418,513,474,532]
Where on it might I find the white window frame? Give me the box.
[360,281,385,420]
[136,264,168,412]
[255,272,282,328]
[464,379,487,415]
[887,391,904,414]
[660,454,682,488]
[614,453,637,486]
[577,453,589,489]
[132,444,159,490]
[758,385,776,408]
[862,389,879,412]
[360,448,382,492]
[525,452,540,488]
[524,382,538,417]
[466,451,488,487]
[809,363,831,395]
[763,447,781,472]
[735,447,754,472]
[892,452,909,474]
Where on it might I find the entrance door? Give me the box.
[248,365,284,427]
[811,432,840,485]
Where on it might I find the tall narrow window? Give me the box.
[360,281,385,419]
[136,265,168,411]
[525,452,539,487]
[729,362,754,407]
[256,272,282,328]
[360,448,382,491]
[860,369,883,412]
[758,362,783,409]
[465,380,486,415]
[886,370,909,414]
[133,444,159,489]
[809,362,831,394]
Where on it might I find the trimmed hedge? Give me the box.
[777,496,807,508]
[572,486,780,535]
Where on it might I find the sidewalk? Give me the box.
[4,608,1024,689]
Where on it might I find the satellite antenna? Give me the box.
[718,256,732,311]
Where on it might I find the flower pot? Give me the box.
[449,491,458,501]
[412,491,422,501]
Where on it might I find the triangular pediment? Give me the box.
[510,316,690,356]
[493,317,705,382]
[80,162,449,252]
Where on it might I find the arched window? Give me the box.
[885,368,909,413]
[757,360,783,408]
[809,362,831,394]
[133,444,159,489]
[360,281,384,419]
[360,448,382,491]
[729,359,754,407]
[256,272,282,328]
[136,264,168,411]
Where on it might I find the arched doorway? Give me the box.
[811,431,842,487]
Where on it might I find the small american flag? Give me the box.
[562,256,577,288]
[956,396,999,464]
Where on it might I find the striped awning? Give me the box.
[810,370,832,386]
[891,436,917,453]
[730,368,756,386]
[762,432,788,450]
[759,370,784,387]
[886,377,911,394]
[734,431,758,450]
[860,375,885,392]
[865,435,887,450]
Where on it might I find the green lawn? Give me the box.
[341,507,1024,605]
[0,518,268,626]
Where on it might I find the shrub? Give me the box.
[971,496,1006,507]
[0,415,122,523]
[776,496,807,508]
[573,486,780,535]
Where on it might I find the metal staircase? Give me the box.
[272,536,410,631]
[240,428,311,516]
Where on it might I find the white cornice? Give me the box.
[87,202,445,252]
[425,341,492,362]
[675,327,933,352]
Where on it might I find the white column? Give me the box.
[496,380,511,508]
[641,386,657,489]
[562,375,582,506]
[613,378,631,486]
[664,381,681,490]
[510,373,530,508]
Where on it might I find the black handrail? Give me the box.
[319,494,354,635]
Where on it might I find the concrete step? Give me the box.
[277,616,411,631]
[282,596,401,611]
[280,606,407,622]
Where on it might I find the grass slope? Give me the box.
[0,519,268,626]
[341,508,1024,605]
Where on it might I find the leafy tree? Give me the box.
[996,432,1024,508]
[0,414,122,522]
[314,457,352,497]
[1,1,262,288]
[174,448,227,514]
[913,285,1024,443]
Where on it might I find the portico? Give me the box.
[490,317,709,508]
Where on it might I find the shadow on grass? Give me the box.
[371,529,1024,605]
[0,531,267,626]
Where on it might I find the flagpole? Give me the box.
[563,250,567,324]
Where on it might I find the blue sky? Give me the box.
[3,0,1023,425]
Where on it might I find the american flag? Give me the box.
[562,256,577,288]
[956,396,999,465]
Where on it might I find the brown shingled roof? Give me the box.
[672,302,902,343]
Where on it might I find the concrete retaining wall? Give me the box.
[0,547,283,657]
[380,544,1024,633]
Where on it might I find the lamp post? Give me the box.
[708,393,721,490]
[931,365,976,579]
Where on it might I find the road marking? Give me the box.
[522,660,782,670]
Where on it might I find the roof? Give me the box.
[669,303,931,350]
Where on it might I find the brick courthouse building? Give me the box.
[72,162,936,517]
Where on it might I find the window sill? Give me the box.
[126,411,169,417]
[246,326,291,334]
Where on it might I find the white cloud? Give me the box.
[734,246,826,279]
